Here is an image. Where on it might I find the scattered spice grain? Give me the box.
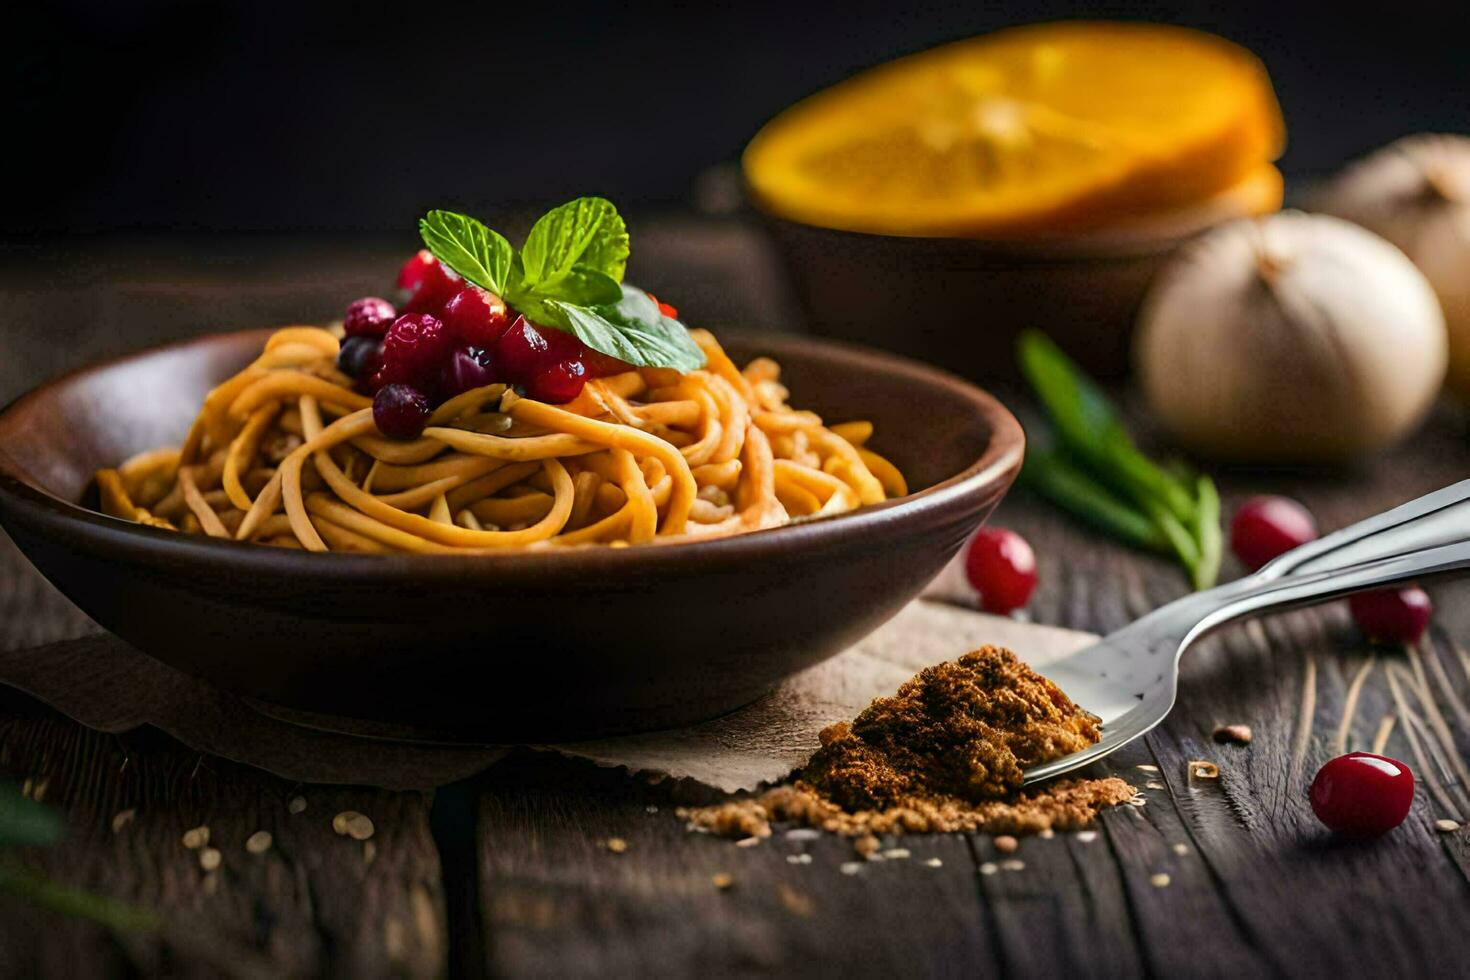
[1150,873,1171,887]
[979,862,999,875]
[923,857,943,867]
[1189,761,1220,780]
[604,837,629,854]
[111,809,136,834]
[245,831,273,855]
[993,835,1019,854]
[1213,724,1254,744]
[776,884,814,917]
[1001,859,1025,871]
[1172,842,1189,855]
[334,811,375,840]
[198,847,222,871]
[182,826,210,850]
[288,796,307,815]
[711,872,734,890]
[1434,819,1461,833]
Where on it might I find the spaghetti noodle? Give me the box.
[95,327,908,552]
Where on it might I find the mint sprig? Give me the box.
[1017,330,1222,591]
[418,198,705,373]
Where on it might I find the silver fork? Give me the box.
[1024,479,1470,784]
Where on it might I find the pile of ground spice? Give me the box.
[679,646,1134,842]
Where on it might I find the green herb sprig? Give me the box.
[418,199,706,373]
[1017,330,1222,590]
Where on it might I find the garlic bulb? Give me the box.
[1134,211,1446,462]
[1316,135,1470,399]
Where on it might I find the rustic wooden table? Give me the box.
[1,224,1467,978]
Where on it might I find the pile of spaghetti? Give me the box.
[95,327,907,552]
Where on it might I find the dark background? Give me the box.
[6,0,1469,235]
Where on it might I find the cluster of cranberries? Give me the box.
[338,251,647,439]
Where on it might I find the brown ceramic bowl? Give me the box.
[0,328,1022,740]
[763,168,1283,379]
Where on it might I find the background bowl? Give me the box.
[0,329,1022,740]
[763,174,1279,379]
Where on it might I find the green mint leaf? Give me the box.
[544,285,705,372]
[551,266,624,306]
[1017,329,1195,521]
[519,197,629,295]
[419,210,515,296]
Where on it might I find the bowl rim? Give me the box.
[0,327,1024,582]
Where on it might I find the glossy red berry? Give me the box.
[372,383,432,440]
[524,359,588,403]
[1309,752,1414,838]
[1349,587,1432,644]
[396,251,461,314]
[441,286,511,348]
[645,291,679,319]
[963,526,1038,614]
[1230,495,1318,571]
[343,297,397,338]
[439,346,500,397]
[379,313,453,387]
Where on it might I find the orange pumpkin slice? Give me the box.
[743,22,1285,238]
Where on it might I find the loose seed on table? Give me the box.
[1214,724,1254,744]
[246,831,273,855]
[1150,873,1171,887]
[1173,843,1189,855]
[182,826,210,850]
[1076,830,1098,843]
[1001,859,1025,871]
[786,853,812,865]
[882,848,910,860]
[199,847,222,871]
[979,862,999,875]
[604,837,628,854]
[1189,761,1220,780]
[111,809,136,833]
[1434,819,1461,833]
[712,872,734,890]
[840,862,864,875]
[994,835,1018,854]
[288,796,307,815]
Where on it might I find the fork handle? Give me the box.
[1188,480,1470,640]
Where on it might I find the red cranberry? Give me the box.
[372,383,432,440]
[380,313,453,387]
[396,251,461,314]
[1309,752,1414,838]
[1349,587,1432,644]
[963,527,1038,615]
[440,346,500,397]
[343,296,397,338]
[337,335,384,380]
[524,359,588,403]
[1230,495,1318,571]
[442,286,511,347]
[495,317,554,380]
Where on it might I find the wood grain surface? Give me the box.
[0,228,1467,978]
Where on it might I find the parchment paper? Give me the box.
[0,592,1095,793]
